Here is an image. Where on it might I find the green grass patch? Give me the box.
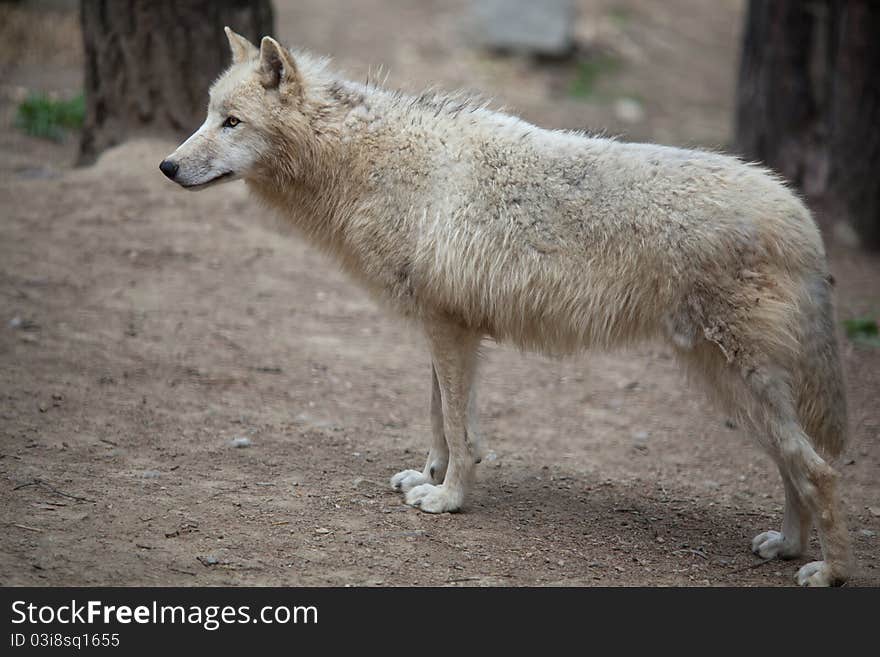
[608,6,632,27]
[16,92,85,141]
[567,55,621,100]
[843,317,880,348]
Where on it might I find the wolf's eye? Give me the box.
[222,116,241,128]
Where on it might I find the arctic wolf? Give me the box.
[161,29,851,586]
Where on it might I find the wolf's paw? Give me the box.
[751,530,801,560]
[796,561,846,587]
[390,469,430,493]
[405,483,463,513]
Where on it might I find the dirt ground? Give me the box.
[1,0,878,587]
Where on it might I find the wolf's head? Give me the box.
[160,28,321,190]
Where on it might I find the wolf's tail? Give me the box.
[794,274,848,459]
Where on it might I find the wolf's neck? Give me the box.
[244,83,431,242]
[245,162,364,251]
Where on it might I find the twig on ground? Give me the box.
[13,478,97,503]
[672,548,709,560]
[168,567,197,576]
[727,559,775,575]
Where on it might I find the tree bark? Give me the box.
[79,0,274,165]
[734,0,880,250]
[734,1,821,190]
[825,3,880,249]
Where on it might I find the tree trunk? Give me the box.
[825,3,880,250]
[79,0,274,165]
[734,0,880,250]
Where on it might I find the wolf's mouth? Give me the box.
[182,171,235,190]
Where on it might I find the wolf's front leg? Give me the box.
[405,322,481,513]
[390,363,448,492]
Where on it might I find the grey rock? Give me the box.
[471,0,575,57]
[17,167,60,180]
[833,221,861,248]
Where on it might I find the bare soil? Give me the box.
[1,0,878,587]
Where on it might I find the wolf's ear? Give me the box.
[224,26,257,64]
[259,36,300,95]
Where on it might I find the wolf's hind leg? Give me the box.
[405,322,481,513]
[391,363,448,492]
[742,370,850,586]
[467,383,485,464]
[752,472,812,559]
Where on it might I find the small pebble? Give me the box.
[859,529,876,538]
[230,436,252,448]
[614,98,645,123]
[633,431,649,450]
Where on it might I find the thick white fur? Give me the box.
[163,30,852,586]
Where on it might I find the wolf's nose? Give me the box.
[159,159,179,180]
